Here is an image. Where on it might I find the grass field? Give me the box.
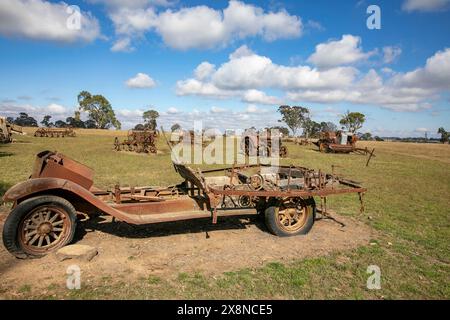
[0,128,449,299]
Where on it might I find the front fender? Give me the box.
[2,178,135,223]
[3,178,70,203]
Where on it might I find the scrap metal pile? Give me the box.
[0,116,24,143]
[114,129,158,154]
[34,127,76,138]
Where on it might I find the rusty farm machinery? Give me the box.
[1,149,366,258]
[0,117,24,143]
[34,127,76,138]
[114,130,158,154]
[241,129,288,158]
[314,131,376,165]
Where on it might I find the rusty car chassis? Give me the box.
[2,150,366,258]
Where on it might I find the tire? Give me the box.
[265,198,315,237]
[2,195,77,259]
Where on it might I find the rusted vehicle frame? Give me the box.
[2,150,366,258]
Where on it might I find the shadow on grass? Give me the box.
[0,151,13,158]
[75,214,267,242]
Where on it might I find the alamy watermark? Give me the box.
[367,5,381,30]
[366,265,381,290]
[168,121,282,167]
[66,264,81,290]
[66,5,81,31]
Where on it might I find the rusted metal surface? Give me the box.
[114,130,157,154]
[3,151,366,227]
[241,129,288,158]
[34,127,76,138]
[0,116,24,143]
[314,131,375,158]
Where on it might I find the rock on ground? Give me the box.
[55,244,98,262]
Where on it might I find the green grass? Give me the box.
[0,130,449,299]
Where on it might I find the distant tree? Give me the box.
[374,136,384,141]
[84,119,97,129]
[41,115,53,127]
[66,111,85,128]
[78,91,121,129]
[171,123,181,132]
[268,126,290,137]
[54,120,67,128]
[360,132,373,141]
[303,119,322,138]
[278,105,310,136]
[134,124,145,130]
[437,127,449,144]
[319,121,338,132]
[339,111,365,133]
[143,110,159,130]
[6,117,14,123]
[13,112,38,127]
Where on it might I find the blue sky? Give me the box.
[0,0,449,137]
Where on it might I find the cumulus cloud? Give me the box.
[194,62,216,81]
[392,48,450,89]
[177,45,358,99]
[176,45,450,112]
[402,0,450,12]
[0,0,101,42]
[92,0,302,51]
[242,89,283,105]
[307,35,375,68]
[126,73,156,88]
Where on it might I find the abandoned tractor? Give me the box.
[1,150,366,258]
[314,131,374,156]
[34,127,76,138]
[0,117,24,143]
[114,130,157,154]
[241,129,288,158]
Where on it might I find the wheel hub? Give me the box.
[37,222,52,235]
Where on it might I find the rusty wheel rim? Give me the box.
[18,205,71,255]
[276,203,308,233]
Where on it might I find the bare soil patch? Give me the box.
[0,208,374,294]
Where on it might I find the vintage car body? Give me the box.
[2,150,366,258]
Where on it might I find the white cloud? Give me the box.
[126,73,156,88]
[210,106,226,113]
[46,103,66,114]
[245,104,258,113]
[111,37,135,52]
[177,45,358,98]
[415,127,429,132]
[402,0,450,12]
[167,107,179,114]
[383,46,402,64]
[177,45,450,113]
[393,48,450,89]
[307,35,375,68]
[0,101,73,121]
[194,62,216,81]
[0,0,101,42]
[95,0,302,51]
[242,89,283,105]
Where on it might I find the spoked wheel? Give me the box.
[2,195,77,258]
[265,198,315,237]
